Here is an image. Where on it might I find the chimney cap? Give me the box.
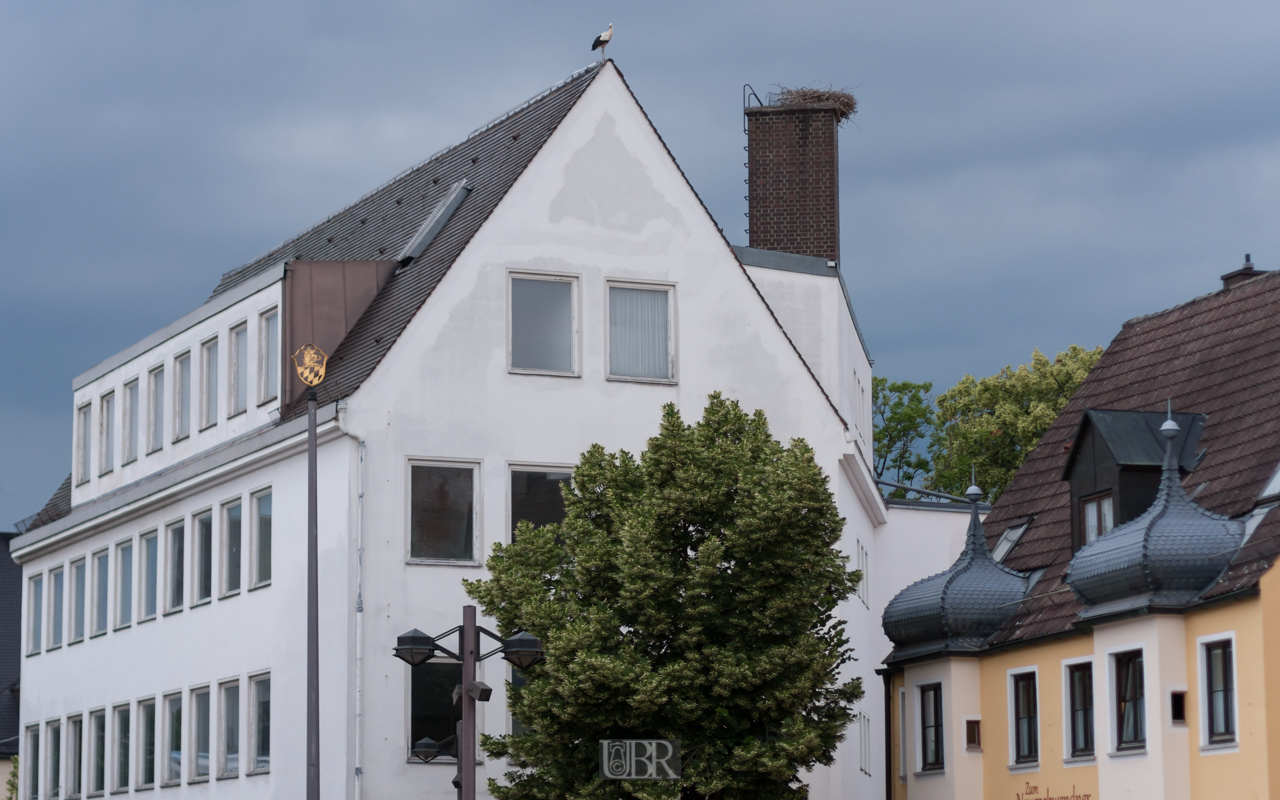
[1221,253,1266,290]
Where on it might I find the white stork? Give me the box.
[591,23,613,59]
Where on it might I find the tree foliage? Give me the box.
[870,378,934,498]
[926,345,1102,502]
[465,393,862,800]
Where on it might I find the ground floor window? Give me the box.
[25,726,38,800]
[1115,650,1145,750]
[1013,672,1038,763]
[412,661,463,757]
[1205,640,1235,744]
[920,683,943,771]
[1068,663,1094,757]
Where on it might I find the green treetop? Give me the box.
[465,393,862,800]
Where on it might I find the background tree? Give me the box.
[871,378,935,498]
[926,345,1102,502]
[466,394,861,800]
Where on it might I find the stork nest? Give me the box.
[774,87,857,122]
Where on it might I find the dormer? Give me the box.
[1061,409,1205,551]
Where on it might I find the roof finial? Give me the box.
[965,464,982,503]
[1160,399,1179,440]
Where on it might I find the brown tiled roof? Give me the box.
[984,270,1280,646]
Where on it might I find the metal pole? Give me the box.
[461,605,478,800]
[307,389,320,800]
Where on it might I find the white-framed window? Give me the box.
[166,521,185,612]
[162,694,182,785]
[249,674,271,774]
[76,403,92,485]
[67,714,83,798]
[219,680,241,777]
[201,338,219,429]
[1062,657,1095,760]
[508,272,579,375]
[91,550,109,637]
[222,501,243,596]
[174,351,191,441]
[1082,492,1114,545]
[137,698,156,789]
[855,540,869,607]
[992,521,1030,563]
[28,573,44,654]
[259,308,279,404]
[115,540,133,629]
[193,511,213,605]
[1111,648,1145,752]
[99,391,115,475]
[408,461,479,562]
[606,281,675,382]
[24,725,38,800]
[48,567,64,649]
[46,719,62,800]
[1007,667,1039,766]
[897,687,907,782]
[251,491,272,587]
[230,323,249,415]
[859,710,872,776]
[70,559,86,643]
[88,708,106,794]
[1197,632,1238,749]
[113,705,131,791]
[140,532,158,621]
[919,682,943,771]
[190,686,211,781]
[509,466,572,543]
[148,366,165,453]
[122,379,139,464]
[409,661,462,763]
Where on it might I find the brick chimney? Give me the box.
[745,90,854,262]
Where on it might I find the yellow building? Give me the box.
[880,263,1280,800]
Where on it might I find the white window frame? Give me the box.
[1196,631,1239,753]
[604,279,678,384]
[24,725,38,800]
[229,322,249,416]
[147,365,165,454]
[189,685,211,782]
[160,693,182,787]
[76,403,92,485]
[99,390,115,476]
[916,680,945,773]
[27,573,43,655]
[405,459,482,566]
[1060,655,1096,764]
[258,307,279,405]
[46,717,63,800]
[1105,641,1147,755]
[992,521,1030,563]
[855,540,869,607]
[859,709,872,776]
[1006,666,1040,770]
[135,696,156,790]
[218,678,241,778]
[897,687,907,783]
[66,713,83,799]
[139,532,158,622]
[506,271,581,377]
[200,337,219,430]
[115,538,134,630]
[87,707,106,796]
[90,549,109,637]
[69,558,86,644]
[507,461,575,545]
[248,672,271,775]
[221,498,244,598]
[173,351,192,442]
[112,704,131,792]
[405,657,465,764]
[192,509,214,606]
[122,379,139,465]
[165,520,185,613]
[47,567,64,650]
[250,489,273,589]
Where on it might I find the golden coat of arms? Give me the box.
[292,344,328,387]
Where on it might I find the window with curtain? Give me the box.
[920,683,943,770]
[1082,493,1114,544]
[608,285,672,380]
[1013,672,1038,763]
[1068,663,1094,757]
[1205,640,1235,744]
[1115,650,1145,749]
[510,276,575,374]
[410,465,475,560]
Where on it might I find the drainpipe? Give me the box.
[882,670,893,800]
[354,439,366,800]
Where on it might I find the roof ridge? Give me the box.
[210,61,605,297]
[1119,268,1280,330]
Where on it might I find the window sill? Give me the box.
[1200,741,1239,755]
[163,607,184,617]
[99,469,114,478]
[90,630,108,639]
[606,375,677,386]
[406,558,483,568]
[113,623,132,632]
[122,457,137,467]
[216,773,240,781]
[914,769,945,777]
[228,409,247,420]
[220,590,241,600]
[508,368,582,379]
[1008,762,1039,773]
[1063,754,1096,766]
[138,615,156,625]
[1108,748,1147,759]
[76,478,91,487]
[147,447,164,456]
[199,422,217,433]
[110,788,130,795]
[189,775,209,783]
[256,396,279,409]
[160,780,180,788]
[47,643,62,652]
[247,769,270,777]
[25,650,40,658]
[247,581,271,593]
[69,637,84,646]
[134,785,154,792]
[191,597,212,609]
[966,745,982,753]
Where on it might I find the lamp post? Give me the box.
[393,606,545,800]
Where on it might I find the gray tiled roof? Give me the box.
[14,473,71,533]
[1067,422,1245,614]
[883,501,1028,663]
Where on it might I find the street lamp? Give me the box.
[393,605,545,800]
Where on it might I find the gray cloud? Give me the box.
[4,0,1280,524]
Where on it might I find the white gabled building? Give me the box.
[13,60,967,800]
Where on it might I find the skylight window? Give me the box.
[992,521,1030,562]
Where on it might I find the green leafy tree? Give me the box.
[927,345,1103,502]
[466,393,862,800]
[871,378,935,498]
[5,756,17,800]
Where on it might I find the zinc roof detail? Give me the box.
[978,269,1280,646]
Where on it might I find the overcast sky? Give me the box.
[4,1,1280,526]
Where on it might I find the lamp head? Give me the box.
[393,629,437,667]
[501,631,546,671]
[411,736,440,763]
